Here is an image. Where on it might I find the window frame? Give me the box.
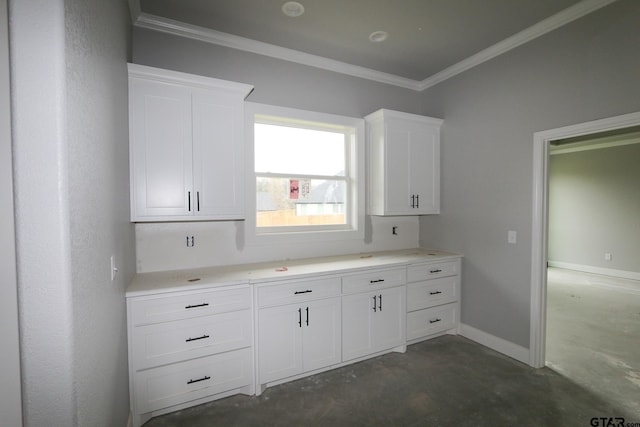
[245,102,365,243]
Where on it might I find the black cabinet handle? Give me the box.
[298,308,302,327]
[373,295,377,312]
[430,269,442,274]
[416,194,419,208]
[186,334,210,342]
[369,279,385,284]
[185,303,209,309]
[187,375,211,385]
[197,191,200,212]
[429,318,442,324]
[410,194,415,208]
[294,290,313,295]
[188,191,191,212]
[378,294,382,311]
[429,290,443,295]
[306,307,309,326]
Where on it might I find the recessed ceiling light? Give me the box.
[282,1,305,17]
[369,31,388,43]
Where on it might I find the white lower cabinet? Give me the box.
[342,286,406,361]
[341,268,407,361]
[256,276,342,388]
[258,297,341,385]
[127,251,462,422]
[406,259,461,343]
[127,285,253,427]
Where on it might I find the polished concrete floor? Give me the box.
[144,332,634,427]
[546,267,640,418]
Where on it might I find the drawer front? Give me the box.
[407,304,457,340]
[132,309,252,370]
[134,347,252,414]
[342,268,406,294]
[407,261,458,283]
[130,286,251,326]
[257,277,341,307]
[407,276,458,311]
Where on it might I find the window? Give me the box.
[246,103,364,240]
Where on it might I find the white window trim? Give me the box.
[244,102,365,244]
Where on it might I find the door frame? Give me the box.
[529,110,640,368]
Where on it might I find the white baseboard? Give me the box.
[459,323,530,365]
[548,261,640,281]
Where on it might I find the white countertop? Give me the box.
[126,248,462,297]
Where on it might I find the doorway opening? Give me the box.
[530,110,640,369]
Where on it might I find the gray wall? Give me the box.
[1,0,23,425]
[549,143,640,274]
[10,0,134,426]
[419,0,640,347]
[132,27,424,118]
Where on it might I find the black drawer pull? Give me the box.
[185,334,210,342]
[369,279,385,284]
[429,291,443,295]
[373,295,377,312]
[187,375,211,385]
[429,318,442,324]
[185,303,209,309]
[429,269,442,274]
[294,290,313,294]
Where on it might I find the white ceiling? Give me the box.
[130,0,617,90]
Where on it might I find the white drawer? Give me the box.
[407,304,457,340]
[129,286,251,326]
[257,277,341,307]
[407,276,458,311]
[407,261,458,283]
[134,347,252,415]
[342,268,406,294]
[132,309,252,371]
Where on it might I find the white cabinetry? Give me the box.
[128,64,253,221]
[406,259,461,343]
[256,277,342,388]
[127,285,253,427]
[341,268,406,361]
[366,109,442,215]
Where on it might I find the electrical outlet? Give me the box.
[604,252,612,261]
[508,230,517,244]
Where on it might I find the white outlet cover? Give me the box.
[508,230,517,244]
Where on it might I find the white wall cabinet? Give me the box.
[256,277,342,388]
[366,109,442,215]
[341,268,407,361]
[128,64,253,221]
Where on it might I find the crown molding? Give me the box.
[134,13,422,91]
[417,0,618,90]
[130,0,618,92]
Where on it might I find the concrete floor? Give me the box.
[143,333,633,427]
[546,267,640,418]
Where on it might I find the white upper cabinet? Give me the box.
[366,109,442,215]
[128,64,253,222]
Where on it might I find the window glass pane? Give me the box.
[256,177,346,227]
[255,123,345,176]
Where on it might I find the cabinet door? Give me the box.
[130,79,193,219]
[407,121,439,214]
[341,291,376,361]
[258,304,303,384]
[383,123,411,215]
[302,298,342,372]
[342,287,406,362]
[192,89,244,219]
[371,286,406,351]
